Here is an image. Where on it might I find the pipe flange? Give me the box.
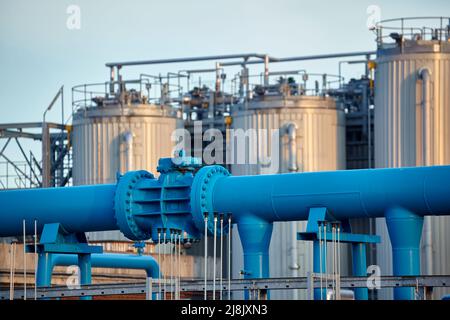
[114,170,155,240]
[191,165,230,236]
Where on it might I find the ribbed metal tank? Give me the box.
[230,94,346,299]
[72,103,181,240]
[374,20,450,299]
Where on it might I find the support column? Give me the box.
[237,215,273,300]
[313,240,327,300]
[36,252,53,287]
[385,207,423,300]
[352,243,368,300]
[78,254,92,300]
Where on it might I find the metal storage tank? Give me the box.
[72,83,182,240]
[229,93,346,299]
[374,17,450,299]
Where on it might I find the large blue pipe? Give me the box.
[0,184,117,236]
[210,166,450,221]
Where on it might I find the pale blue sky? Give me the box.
[0,0,449,126]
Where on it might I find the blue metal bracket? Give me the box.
[26,223,103,255]
[297,231,380,244]
[305,207,335,233]
[26,223,102,300]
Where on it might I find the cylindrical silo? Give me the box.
[72,99,181,240]
[374,17,450,299]
[230,94,346,299]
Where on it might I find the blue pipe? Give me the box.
[51,253,160,279]
[237,215,272,299]
[352,243,368,300]
[1,158,450,300]
[38,253,159,299]
[210,166,450,222]
[385,207,423,300]
[0,184,117,236]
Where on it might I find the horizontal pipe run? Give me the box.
[212,165,450,223]
[220,51,376,66]
[105,53,270,68]
[51,253,160,278]
[0,184,117,237]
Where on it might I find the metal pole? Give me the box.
[318,221,323,300]
[213,214,217,300]
[34,219,37,300]
[324,223,328,298]
[9,242,16,300]
[220,215,224,300]
[163,230,166,300]
[170,231,173,300]
[146,277,152,300]
[228,215,232,300]
[333,224,337,299]
[178,232,181,300]
[337,224,341,300]
[158,230,161,300]
[23,219,26,300]
[204,214,208,300]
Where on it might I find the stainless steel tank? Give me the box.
[374,17,450,299]
[230,93,346,299]
[72,85,181,240]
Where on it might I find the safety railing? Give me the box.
[375,17,450,48]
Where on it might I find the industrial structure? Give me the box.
[1,16,450,301]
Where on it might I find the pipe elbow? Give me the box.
[418,67,431,80]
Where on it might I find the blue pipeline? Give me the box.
[51,253,160,279]
[0,184,117,237]
[38,253,159,299]
[210,165,450,222]
[1,158,450,300]
[206,165,450,300]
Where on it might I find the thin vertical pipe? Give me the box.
[324,223,328,299]
[22,220,26,300]
[178,232,181,300]
[337,224,341,300]
[213,215,217,300]
[220,215,224,300]
[158,230,161,300]
[34,219,37,300]
[204,215,208,300]
[9,242,16,300]
[318,221,323,300]
[228,215,232,300]
[170,232,174,300]
[163,231,166,300]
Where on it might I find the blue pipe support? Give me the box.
[313,240,327,300]
[78,254,92,300]
[352,243,368,300]
[237,215,272,299]
[385,207,423,300]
